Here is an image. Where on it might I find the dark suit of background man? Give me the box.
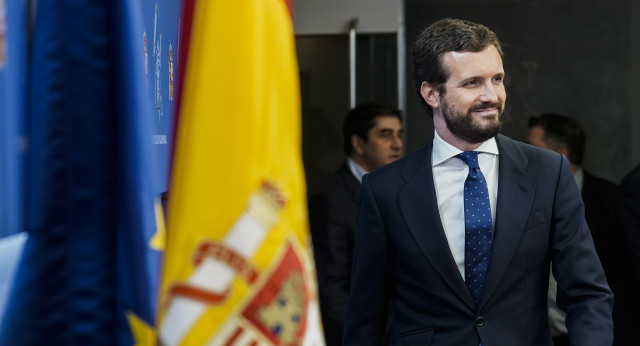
[342,18,613,346]
[617,163,640,345]
[308,103,403,346]
[526,114,620,346]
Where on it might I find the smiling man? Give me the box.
[342,19,612,346]
[308,102,403,346]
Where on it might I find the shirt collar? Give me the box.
[574,167,584,192]
[432,130,499,167]
[347,157,368,184]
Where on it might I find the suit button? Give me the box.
[475,316,484,326]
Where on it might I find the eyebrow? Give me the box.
[459,72,505,82]
[378,128,404,134]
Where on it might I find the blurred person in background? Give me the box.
[308,102,403,345]
[527,113,621,346]
[616,163,640,345]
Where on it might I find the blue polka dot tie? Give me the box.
[457,151,493,306]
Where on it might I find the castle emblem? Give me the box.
[160,181,289,345]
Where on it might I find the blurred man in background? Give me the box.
[308,102,403,346]
[617,163,640,345]
[527,113,620,346]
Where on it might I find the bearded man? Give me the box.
[342,18,613,346]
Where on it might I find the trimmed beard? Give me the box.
[441,98,503,144]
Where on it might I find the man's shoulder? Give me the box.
[369,144,430,181]
[497,134,554,157]
[584,171,617,190]
[309,163,358,201]
[582,171,618,213]
[308,164,359,228]
[362,144,432,198]
[621,164,640,189]
[496,134,564,167]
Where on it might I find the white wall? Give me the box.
[293,0,399,35]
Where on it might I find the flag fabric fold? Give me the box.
[0,0,27,324]
[157,0,324,344]
[0,1,162,344]
[0,0,25,239]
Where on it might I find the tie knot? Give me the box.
[457,151,480,169]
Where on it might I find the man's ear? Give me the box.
[420,81,441,109]
[351,134,364,155]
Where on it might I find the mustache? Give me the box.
[469,102,502,113]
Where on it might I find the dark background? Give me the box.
[298,0,640,194]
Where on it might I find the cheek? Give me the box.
[374,142,390,157]
[498,87,507,102]
[450,93,479,108]
[376,142,389,152]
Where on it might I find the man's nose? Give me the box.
[391,134,403,151]
[479,82,500,103]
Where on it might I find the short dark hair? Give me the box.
[411,18,503,116]
[343,102,402,156]
[528,113,586,165]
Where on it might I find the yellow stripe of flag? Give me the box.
[157,0,324,345]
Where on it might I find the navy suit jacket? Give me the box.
[582,170,620,280]
[343,135,613,346]
[615,164,640,345]
[309,163,360,346]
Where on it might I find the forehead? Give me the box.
[371,115,402,129]
[441,45,504,81]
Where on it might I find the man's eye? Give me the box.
[464,80,478,87]
[493,76,504,83]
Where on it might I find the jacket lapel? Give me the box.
[338,163,361,205]
[479,135,536,309]
[398,142,475,309]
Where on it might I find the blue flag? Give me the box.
[112,0,165,344]
[0,0,26,238]
[0,0,27,323]
[0,0,163,344]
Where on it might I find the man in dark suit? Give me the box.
[526,114,620,346]
[616,163,640,345]
[309,103,403,346]
[343,18,612,345]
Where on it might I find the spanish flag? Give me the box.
[157,0,324,345]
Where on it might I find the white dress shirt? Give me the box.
[347,157,368,184]
[431,130,499,278]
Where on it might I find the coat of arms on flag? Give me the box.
[230,242,310,345]
[160,182,321,345]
